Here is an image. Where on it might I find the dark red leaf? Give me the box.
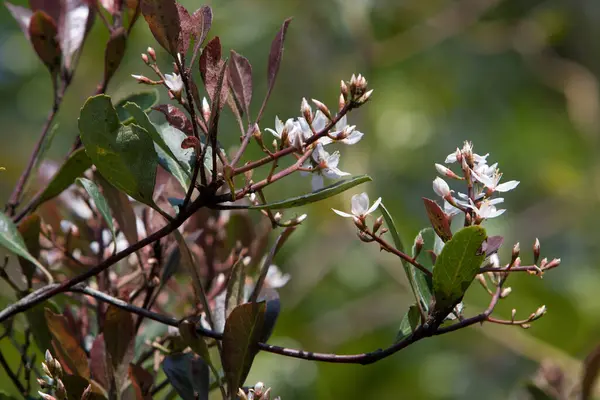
[176,2,192,53]
[45,309,90,378]
[104,27,127,84]
[181,136,200,153]
[422,198,453,242]
[191,5,212,58]
[199,36,228,106]
[258,18,291,119]
[5,2,33,39]
[140,0,181,57]
[104,306,135,393]
[228,50,253,117]
[29,0,62,25]
[28,10,61,75]
[59,0,93,71]
[128,363,153,400]
[152,104,193,135]
[89,334,108,390]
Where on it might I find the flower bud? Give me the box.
[147,47,156,61]
[500,287,512,298]
[37,378,49,388]
[42,362,52,378]
[356,89,373,104]
[131,74,153,84]
[414,232,424,258]
[338,93,345,111]
[372,215,384,234]
[45,349,53,364]
[273,212,282,222]
[254,382,265,396]
[294,214,307,224]
[435,163,461,180]
[301,98,312,124]
[512,242,520,260]
[533,238,540,264]
[312,98,332,120]
[521,323,531,329]
[511,308,517,321]
[201,97,211,122]
[433,177,451,198]
[340,80,348,100]
[53,359,63,378]
[55,379,66,400]
[141,53,149,64]
[533,305,547,319]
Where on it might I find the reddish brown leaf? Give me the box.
[104,27,127,84]
[152,104,193,135]
[259,18,291,119]
[199,36,228,106]
[29,0,62,25]
[176,2,192,53]
[140,0,181,57]
[191,5,212,58]
[181,136,200,153]
[583,344,600,400]
[5,2,33,39]
[128,363,153,400]
[29,10,61,75]
[45,309,90,378]
[59,0,93,71]
[103,306,135,371]
[17,214,41,284]
[228,50,253,117]
[422,198,452,242]
[89,334,108,389]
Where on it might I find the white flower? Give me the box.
[265,116,286,139]
[164,73,183,94]
[433,177,451,198]
[471,168,519,193]
[445,141,488,165]
[305,143,350,190]
[470,198,505,219]
[265,265,291,288]
[318,114,364,146]
[332,192,382,218]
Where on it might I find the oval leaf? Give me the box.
[29,10,61,75]
[432,225,487,311]
[222,302,266,394]
[79,95,159,207]
[61,0,92,71]
[228,50,253,117]
[115,91,159,123]
[249,175,371,210]
[0,212,52,283]
[45,309,90,378]
[162,353,209,400]
[423,197,452,242]
[104,306,135,391]
[152,104,193,135]
[140,0,181,56]
[191,6,212,57]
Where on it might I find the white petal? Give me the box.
[488,197,504,205]
[433,177,451,197]
[471,169,495,188]
[341,130,364,145]
[332,208,354,218]
[275,116,284,133]
[265,128,281,139]
[351,193,370,216]
[323,166,350,179]
[365,197,382,215]
[312,110,328,132]
[445,152,458,164]
[487,208,506,219]
[335,115,348,131]
[495,180,520,192]
[311,174,324,191]
[325,151,341,169]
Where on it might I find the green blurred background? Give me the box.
[1,0,599,398]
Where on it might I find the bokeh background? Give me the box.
[1,0,599,398]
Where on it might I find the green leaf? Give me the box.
[115,90,159,123]
[395,304,420,342]
[25,302,59,355]
[411,228,436,311]
[16,214,41,284]
[32,148,92,209]
[45,309,90,378]
[249,175,372,210]
[125,105,194,190]
[79,95,159,207]
[523,383,556,400]
[0,212,53,283]
[432,226,487,311]
[34,123,58,170]
[222,302,266,394]
[380,203,432,312]
[162,353,209,400]
[76,178,116,249]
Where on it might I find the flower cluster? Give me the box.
[433,141,519,222]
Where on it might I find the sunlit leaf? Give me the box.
[79,95,159,207]
[249,175,371,210]
[222,302,266,393]
[33,148,92,209]
[432,226,487,311]
[115,90,159,123]
[45,309,90,378]
[0,212,52,283]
